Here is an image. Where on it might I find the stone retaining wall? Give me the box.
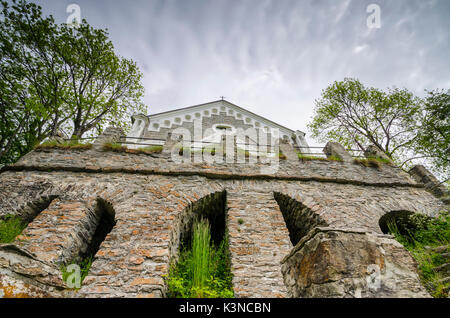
[0,142,446,298]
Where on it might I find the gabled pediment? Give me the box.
[146,100,303,138]
[127,100,310,150]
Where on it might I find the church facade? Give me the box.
[126,99,310,155]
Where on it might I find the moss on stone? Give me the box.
[35,140,93,150]
[297,153,341,162]
[102,142,128,153]
[353,157,392,168]
[103,143,163,155]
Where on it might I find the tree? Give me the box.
[56,21,145,139]
[0,0,145,164]
[308,78,422,161]
[412,89,450,177]
[0,0,65,163]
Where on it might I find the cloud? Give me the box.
[353,44,369,53]
[32,0,450,147]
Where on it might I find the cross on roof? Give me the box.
[220,96,225,100]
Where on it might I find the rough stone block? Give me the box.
[364,145,393,163]
[322,142,352,162]
[281,228,430,298]
[409,165,448,200]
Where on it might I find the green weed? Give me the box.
[387,210,450,297]
[35,140,92,150]
[61,256,94,289]
[0,215,27,243]
[167,219,234,298]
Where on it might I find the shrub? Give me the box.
[0,215,27,243]
[387,210,450,297]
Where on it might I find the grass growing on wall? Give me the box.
[297,153,342,162]
[387,210,450,298]
[102,142,128,152]
[0,215,27,243]
[102,143,163,154]
[167,219,234,298]
[60,256,94,289]
[35,140,93,150]
[353,157,392,168]
[129,145,163,154]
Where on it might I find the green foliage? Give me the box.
[297,153,341,162]
[0,215,27,243]
[0,0,145,165]
[353,158,379,168]
[131,145,163,154]
[327,155,343,162]
[102,142,128,153]
[167,219,234,298]
[387,210,450,297]
[307,78,427,167]
[191,220,211,294]
[35,139,92,150]
[61,256,94,289]
[144,145,163,153]
[412,89,450,177]
[102,143,164,155]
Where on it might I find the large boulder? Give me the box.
[281,227,430,298]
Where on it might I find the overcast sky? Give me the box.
[33,0,450,146]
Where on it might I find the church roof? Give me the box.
[147,99,305,136]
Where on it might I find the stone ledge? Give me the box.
[1,164,425,189]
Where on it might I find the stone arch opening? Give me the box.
[70,198,117,264]
[167,190,231,297]
[0,195,57,243]
[274,192,328,246]
[379,210,430,235]
[6,195,58,223]
[177,191,227,250]
[79,198,117,262]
